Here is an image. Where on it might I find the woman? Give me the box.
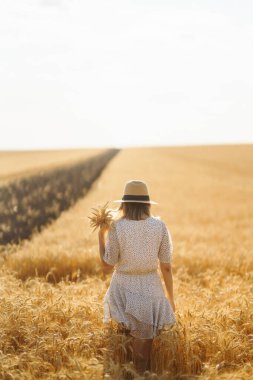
[98,180,176,375]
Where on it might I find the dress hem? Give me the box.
[102,315,176,339]
[103,269,176,339]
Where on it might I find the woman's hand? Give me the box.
[98,224,110,236]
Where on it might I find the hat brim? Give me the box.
[112,199,158,204]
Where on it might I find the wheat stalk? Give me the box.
[88,201,116,232]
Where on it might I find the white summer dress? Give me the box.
[102,216,176,339]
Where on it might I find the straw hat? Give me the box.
[112,180,158,204]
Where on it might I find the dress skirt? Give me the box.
[103,270,176,339]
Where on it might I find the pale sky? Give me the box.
[0,0,253,150]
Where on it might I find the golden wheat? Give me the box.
[0,145,253,379]
[0,148,105,184]
[88,201,116,232]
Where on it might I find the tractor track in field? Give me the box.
[0,148,120,245]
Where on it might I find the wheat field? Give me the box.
[0,148,105,185]
[0,145,253,379]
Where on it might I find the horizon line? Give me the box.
[0,141,252,152]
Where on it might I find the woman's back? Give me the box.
[103,215,176,340]
[99,180,176,374]
[103,216,173,273]
[101,180,176,372]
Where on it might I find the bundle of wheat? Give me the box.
[88,201,117,232]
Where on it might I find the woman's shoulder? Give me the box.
[148,215,164,222]
[150,216,168,230]
[150,215,162,222]
[112,215,164,225]
[149,216,170,232]
[110,216,168,238]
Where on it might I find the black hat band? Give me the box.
[122,195,150,201]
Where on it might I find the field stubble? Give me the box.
[0,145,253,379]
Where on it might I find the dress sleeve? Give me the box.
[103,222,120,266]
[158,222,173,263]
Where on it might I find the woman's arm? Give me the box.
[160,262,176,312]
[98,227,114,274]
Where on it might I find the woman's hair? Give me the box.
[117,202,151,221]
